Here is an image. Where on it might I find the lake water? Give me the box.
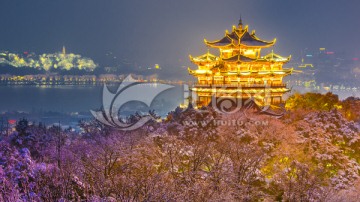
[0,85,185,127]
[1,83,358,128]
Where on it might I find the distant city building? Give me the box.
[0,48,97,71]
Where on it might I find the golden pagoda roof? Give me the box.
[217,68,293,76]
[263,51,291,63]
[222,54,256,63]
[204,26,276,48]
[188,67,293,77]
[189,50,218,65]
[188,67,213,76]
[220,52,291,64]
[191,87,290,94]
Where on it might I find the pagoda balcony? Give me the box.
[193,97,286,107]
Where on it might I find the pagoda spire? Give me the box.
[238,15,243,29]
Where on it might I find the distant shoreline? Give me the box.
[0,74,188,86]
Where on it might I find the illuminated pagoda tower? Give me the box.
[62,46,66,55]
[188,18,292,107]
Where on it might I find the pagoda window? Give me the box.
[252,66,259,71]
[239,66,246,71]
[272,80,281,85]
[214,76,223,84]
[264,97,271,105]
[240,80,248,85]
[198,77,207,84]
[272,64,279,70]
[199,97,208,105]
[244,49,256,58]
[272,97,282,104]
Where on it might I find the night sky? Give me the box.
[1,0,360,76]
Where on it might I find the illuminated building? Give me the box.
[188,18,293,107]
[62,46,66,55]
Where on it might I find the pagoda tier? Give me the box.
[263,51,291,63]
[204,26,276,49]
[222,54,256,62]
[188,68,293,77]
[191,85,290,107]
[191,86,290,95]
[189,50,219,67]
[187,18,293,107]
[189,51,292,75]
[221,52,291,63]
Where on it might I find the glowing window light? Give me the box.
[326,52,334,55]
[306,54,313,57]
[8,120,16,125]
[244,49,255,55]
